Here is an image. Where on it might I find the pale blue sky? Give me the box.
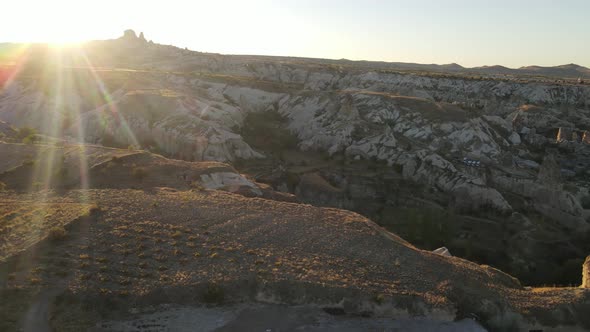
[2,0,589,67]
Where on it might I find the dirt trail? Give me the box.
[95,304,487,332]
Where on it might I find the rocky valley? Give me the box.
[1,30,590,331]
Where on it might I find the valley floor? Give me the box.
[92,303,486,332]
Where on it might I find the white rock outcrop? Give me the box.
[3,49,590,222]
[433,247,452,257]
[200,172,262,196]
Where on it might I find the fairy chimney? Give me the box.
[572,132,580,142]
[583,256,590,288]
[556,127,572,142]
[122,29,138,40]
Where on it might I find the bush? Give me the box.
[373,294,385,305]
[132,167,148,181]
[54,167,68,181]
[16,127,36,139]
[202,283,224,304]
[48,226,67,241]
[22,134,37,144]
[190,181,205,191]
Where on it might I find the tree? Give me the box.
[132,167,148,181]
[22,134,37,144]
[17,127,36,139]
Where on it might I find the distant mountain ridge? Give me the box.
[332,60,590,79]
[0,37,589,80]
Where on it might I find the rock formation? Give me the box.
[2,35,590,288]
[572,131,580,142]
[583,256,590,288]
[557,127,572,142]
[433,247,452,257]
[121,29,138,40]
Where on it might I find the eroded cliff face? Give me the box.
[2,42,590,285]
[2,60,590,219]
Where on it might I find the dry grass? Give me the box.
[0,200,93,261]
[0,188,588,330]
[48,226,67,241]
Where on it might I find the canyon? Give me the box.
[1,31,590,330]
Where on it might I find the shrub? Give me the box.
[83,204,101,217]
[48,226,67,241]
[17,127,36,139]
[29,277,42,285]
[190,181,205,191]
[373,294,385,305]
[55,166,68,181]
[132,167,148,181]
[202,283,224,304]
[22,134,37,144]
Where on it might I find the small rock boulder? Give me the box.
[508,132,521,145]
[433,247,452,257]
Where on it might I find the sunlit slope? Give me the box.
[0,188,588,331]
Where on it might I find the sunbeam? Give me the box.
[79,50,140,148]
[0,44,30,90]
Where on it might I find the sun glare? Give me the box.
[47,42,83,50]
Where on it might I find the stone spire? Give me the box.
[583,256,590,288]
[556,127,572,142]
[119,29,148,44]
[572,132,580,142]
[122,29,138,40]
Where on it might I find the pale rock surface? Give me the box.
[3,51,590,224]
[433,247,452,257]
[200,172,262,196]
[508,132,521,145]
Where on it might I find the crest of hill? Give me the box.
[518,63,590,78]
[1,187,589,331]
[1,29,589,80]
